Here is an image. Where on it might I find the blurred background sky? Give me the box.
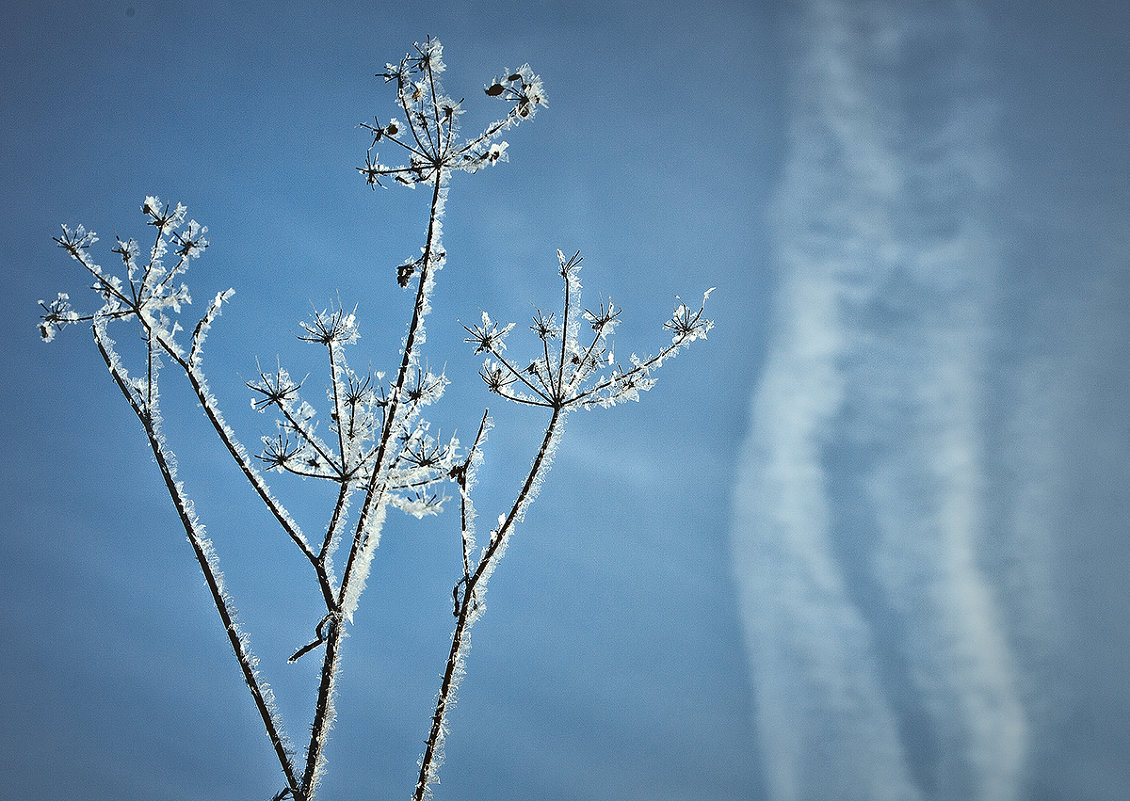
[1,1,1127,800]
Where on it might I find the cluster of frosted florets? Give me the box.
[463,311,515,355]
[298,305,360,345]
[358,37,546,191]
[664,289,715,343]
[38,292,79,343]
[484,65,546,118]
[403,365,448,406]
[248,366,303,411]
[40,197,210,354]
[245,307,457,513]
[466,250,712,410]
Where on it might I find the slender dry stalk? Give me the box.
[38,38,711,801]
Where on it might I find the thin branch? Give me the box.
[288,613,337,663]
[361,122,429,160]
[456,409,490,583]
[562,321,611,398]
[189,289,235,368]
[486,349,554,404]
[327,342,348,472]
[338,167,446,614]
[493,388,554,408]
[320,480,353,567]
[94,323,303,800]
[452,105,522,160]
[570,336,687,407]
[155,331,319,566]
[414,407,563,801]
[398,68,433,157]
[425,44,445,144]
[276,403,344,481]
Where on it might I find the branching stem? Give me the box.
[41,42,614,801]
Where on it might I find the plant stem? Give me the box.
[303,168,447,799]
[157,334,321,570]
[301,615,343,796]
[94,324,303,799]
[414,407,563,801]
[339,167,446,612]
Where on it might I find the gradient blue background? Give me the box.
[1,2,1126,800]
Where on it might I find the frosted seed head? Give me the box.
[299,304,360,345]
[463,311,515,355]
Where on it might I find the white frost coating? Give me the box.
[340,500,387,623]
[190,288,236,367]
[188,369,314,555]
[94,321,295,764]
[304,629,345,797]
[323,485,357,590]
[414,410,564,801]
[457,415,492,567]
[410,177,448,353]
[388,491,444,519]
[416,629,468,801]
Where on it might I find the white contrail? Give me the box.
[731,1,1027,799]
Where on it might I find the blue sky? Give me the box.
[1,2,1127,800]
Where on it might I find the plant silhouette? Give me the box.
[39,38,711,801]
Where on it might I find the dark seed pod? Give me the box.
[485,83,505,96]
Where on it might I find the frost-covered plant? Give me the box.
[39,38,710,801]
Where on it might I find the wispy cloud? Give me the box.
[730,2,1028,799]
